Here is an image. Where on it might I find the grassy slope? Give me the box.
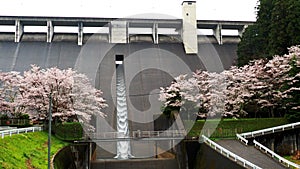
[284,156,300,165]
[188,118,289,138]
[0,131,68,169]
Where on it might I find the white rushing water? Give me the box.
[115,64,132,159]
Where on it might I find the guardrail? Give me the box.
[236,133,249,145]
[202,135,262,169]
[87,132,124,139]
[0,126,17,131]
[236,122,300,169]
[132,130,186,138]
[239,122,300,139]
[253,140,300,169]
[87,130,186,140]
[0,126,42,138]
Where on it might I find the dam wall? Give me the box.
[0,41,237,132]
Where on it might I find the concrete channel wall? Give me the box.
[91,158,179,169]
[195,143,245,169]
[256,128,300,155]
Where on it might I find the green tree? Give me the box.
[237,0,300,66]
[284,55,300,122]
[268,0,289,56]
[237,24,265,66]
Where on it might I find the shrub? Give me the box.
[54,122,83,141]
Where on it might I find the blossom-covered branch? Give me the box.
[0,65,107,131]
[159,46,300,119]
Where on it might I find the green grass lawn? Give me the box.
[187,118,289,138]
[0,131,68,169]
[284,156,300,165]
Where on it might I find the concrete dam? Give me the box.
[0,40,241,134]
[0,1,256,168]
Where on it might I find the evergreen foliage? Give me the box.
[237,0,300,66]
[53,122,83,141]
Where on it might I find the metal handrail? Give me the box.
[87,130,186,139]
[202,135,262,169]
[236,133,249,145]
[132,130,186,138]
[0,126,42,138]
[235,122,300,169]
[253,140,300,169]
[240,122,300,138]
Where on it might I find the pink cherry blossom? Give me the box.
[0,65,107,131]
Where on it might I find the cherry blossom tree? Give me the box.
[0,71,23,116]
[192,70,227,118]
[17,65,107,131]
[159,74,199,118]
[159,45,300,119]
[159,71,229,118]
[0,65,107,131]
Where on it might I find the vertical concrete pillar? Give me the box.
[213,24,222,45]
[108,22,112,43]
[109,21,128,43]
[78,22,83,46]
[270,138,275,151]
[47,21,54,43]
[152,23,158,44]
[182,1,198,54]
[15,20,23,43]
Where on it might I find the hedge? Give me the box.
[54,122,83,141]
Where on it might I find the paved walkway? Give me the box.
[216,140,287,169]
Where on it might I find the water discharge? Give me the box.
[114,63,132,159]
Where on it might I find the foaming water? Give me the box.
[114,64,132,159]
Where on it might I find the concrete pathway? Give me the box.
[216,140,288,169]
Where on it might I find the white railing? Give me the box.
[240,122,300,138]
[0,126,17,131]
[132,130,186,138]
[236,133,249,145]
[236,122,300,169]
[87,132,126,139]
[202,135,262,169]
[87,130,186,140]
[253,140,300,169]
[0,126,42,139]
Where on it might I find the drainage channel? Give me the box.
[114,55,133,159]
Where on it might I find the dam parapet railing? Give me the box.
[85,130,187,141]
[0,16,254,46]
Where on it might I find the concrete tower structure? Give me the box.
[182,1,198,54]
[110,21,128,43]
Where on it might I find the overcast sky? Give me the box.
[0,0,258,21]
